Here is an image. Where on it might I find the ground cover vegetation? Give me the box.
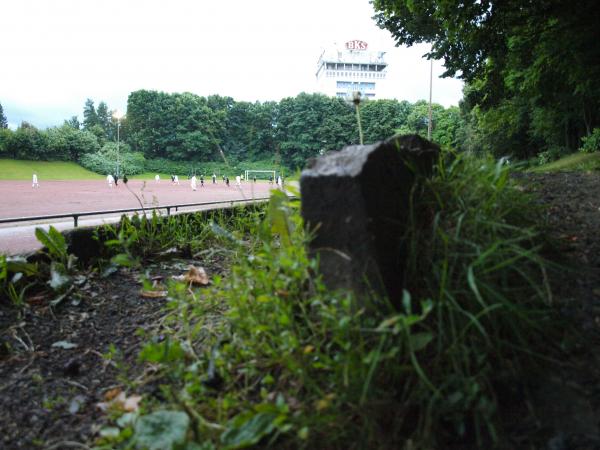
[1,152,569,448]
[0,159,102,180]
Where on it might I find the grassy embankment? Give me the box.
[0,159,286,181]
[530,151,600,172]
[0,158,102,180]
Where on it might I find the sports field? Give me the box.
[0,178,274,254]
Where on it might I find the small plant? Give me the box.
[35,226,80,303]
[579,128,600,153]
[0,254,38,306]
[537,146,564,165]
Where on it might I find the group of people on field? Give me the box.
[32,171,284,191]
[106,173,128,188]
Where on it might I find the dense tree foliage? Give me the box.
[0,102,7,129]
[125,90,463,168]
[275,93,356,167]
[127,90,224,161]
[373,0,600,159]
[3,91,464,170]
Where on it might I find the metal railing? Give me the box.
[0,196,272,228]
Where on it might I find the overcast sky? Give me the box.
[1,0,464,129]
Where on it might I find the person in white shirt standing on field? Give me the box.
[191,174,197,191]
[32,173,39,188]
[235,175,241,187]
[107,174,114,188]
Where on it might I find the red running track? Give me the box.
[0,179,275,254]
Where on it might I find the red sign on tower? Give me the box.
[345,40,368,51]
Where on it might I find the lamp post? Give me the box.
[113,110,124,177]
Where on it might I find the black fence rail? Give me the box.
[0,196,272,228]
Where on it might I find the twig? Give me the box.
[46,441,91,450]
[64,379,89,392]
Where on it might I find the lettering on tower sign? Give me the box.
[345,40,368,51]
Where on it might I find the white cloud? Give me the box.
[0,0,463,128]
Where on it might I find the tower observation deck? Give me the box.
[315,40,388,100]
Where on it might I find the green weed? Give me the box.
[99,154,559,449]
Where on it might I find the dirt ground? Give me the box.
[0,254,228,449]
[512,172,600,448]
[1,171,600,448]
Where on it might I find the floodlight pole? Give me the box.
[113,110,124,177]
[116,117,121,178]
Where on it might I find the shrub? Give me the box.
[79,143,145,175]
[537,146,564,165]
[144,157,280,178]
[579,128,600,153]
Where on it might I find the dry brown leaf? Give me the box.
[140,290,168,298]
[183,266,209,286]
[97,391,142,413]
[26,294,47,305]
[104,387,122,401]
[123,394,142,412]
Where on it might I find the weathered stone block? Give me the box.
[300,134,439,307]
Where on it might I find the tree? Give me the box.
[275,93,356,168]
[96,101,112,139]
[0,128,12,156]
[373,0,600,157]
[64,116,80,130]
[6,122,48,160]
[127,90,224,161]
[82,98,98,130]
[0,102,7,129]
[361,99,413,143]
[46,125,100,160]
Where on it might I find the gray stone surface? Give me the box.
[300,134,439,307]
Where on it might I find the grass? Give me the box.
[129,172,177,181]
[529,151,600,172]
[0,159,102,180]
[88,153,562,449]
[0,159,286,181]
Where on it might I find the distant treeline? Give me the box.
[0,92,463,171]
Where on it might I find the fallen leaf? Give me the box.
[104,387,122,401]
[140,290,168,298]
[181,266,210,286]
[97,391,143,413]
[123,394,142,412]
[26,294,47,305]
